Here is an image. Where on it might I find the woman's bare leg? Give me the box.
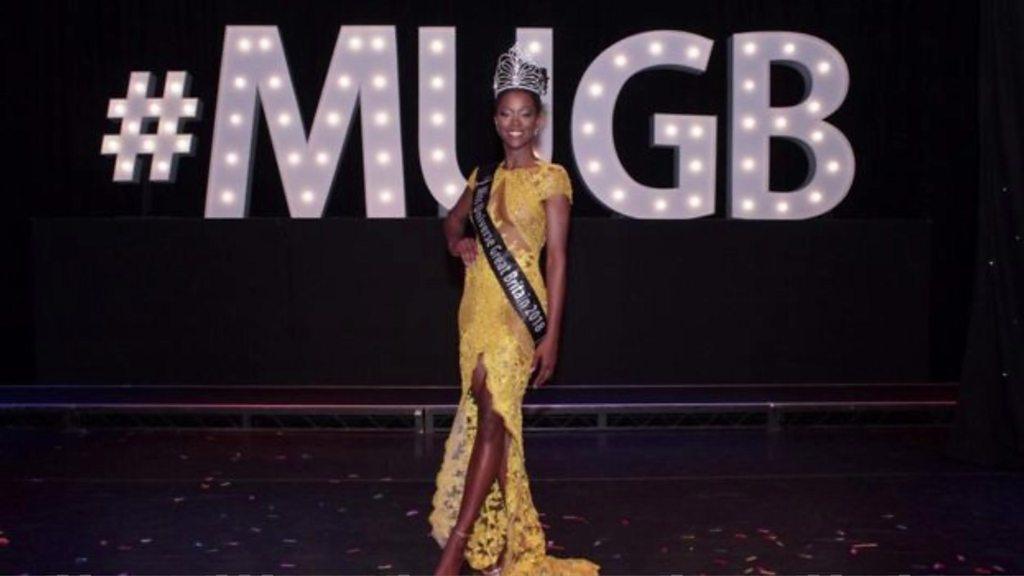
[434,356,509,575]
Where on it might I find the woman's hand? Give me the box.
[530,334,558,389]
[449,238,477,266]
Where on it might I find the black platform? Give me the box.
[0,382,958,432]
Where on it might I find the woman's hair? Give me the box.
[493,89,544,116]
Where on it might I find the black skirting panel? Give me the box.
[31,217,928,386]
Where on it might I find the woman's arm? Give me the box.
[531,193,571,388]
[443,184,474,256]
[542,194,571,338]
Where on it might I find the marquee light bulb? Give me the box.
[238,38,252,52]
[587,160,602,173]
[120,160,134,172]
[582,122,595,135]
[431,148,445,162]
[226,152,239,165]
[287,151,301,165]
[376,150,391,165]
[375,111,390,126]
[774,116,788,129]
[327,112,341,126]
[372,74,387,89]
[175,137,189,152]
[430,39,444,54]
[348,37,363,51]
[776,201,789,213]
[649,41,663,55]
[742,116,756,130]
[528,41,542,54]
[337,75,351,89]
[233,76,247,89]
[133,82,147,95]
[371,36,386,51]
[430,75,444,90]
[229,113,243,126]
[277,112,291,126]
[221,190,235,204]
[741,157,755,171]
[268,75,282,89]
[783,42,796,55]
[614,54,628,67]
[612,188,626,202]
[688,195,702,208]
[589,83,604,97]
[742,79,756,92]
[654,198,668,211]
[742,198,755,211]
[379,190,393,203]
[430,112,444,126]
[690,125,705,138]
[258,37,272,51]
[686,45,701,59]
[743,42,757,55]
[809,190,823,203]
[444,183,458,196]
[826,160,840,173]
[664,124,678,137]
[316,151,329,165]
[301,190,315,203]
[817,61,831,74]
[156,161,169,172]
[688,159,703,173]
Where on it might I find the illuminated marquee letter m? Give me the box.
[206,26,405,218]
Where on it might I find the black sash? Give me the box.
[469,162,548,344]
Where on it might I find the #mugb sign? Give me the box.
[102,26,854,220]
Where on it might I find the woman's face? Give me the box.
[493,90,544,151]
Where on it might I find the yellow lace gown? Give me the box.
[429,159,601,576]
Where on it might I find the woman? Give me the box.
[429,45,601,576]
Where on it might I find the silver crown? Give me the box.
[492,44,549,98]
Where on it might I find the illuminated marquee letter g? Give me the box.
[571,31,717,219]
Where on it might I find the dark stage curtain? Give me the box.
[946,0,1024,469]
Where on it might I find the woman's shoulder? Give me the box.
[544,160,569,173]
[532,159,570,182]
[536,160,573,203]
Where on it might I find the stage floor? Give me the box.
[1,426,1020,575]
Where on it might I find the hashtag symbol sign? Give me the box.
[101,71,201,183]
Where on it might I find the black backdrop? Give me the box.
[946,0,1024,468]
[2,0,979,385]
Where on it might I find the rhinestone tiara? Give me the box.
[492,43,549,98]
